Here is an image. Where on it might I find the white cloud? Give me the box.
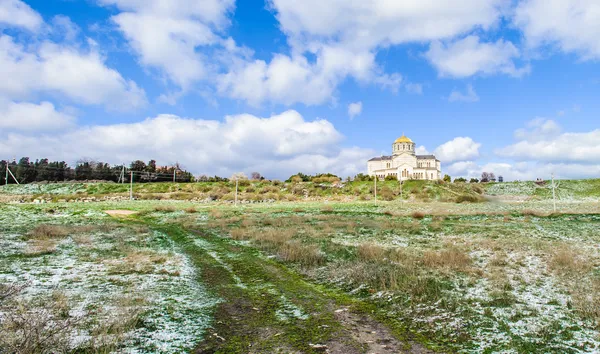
[0,110,374,178]
[0,35,146,110]
[218,45,400,106]
[513,117,561,141]
[446,160,600,181]
[448,84,479,103]
[496,119,600,163]
[0,0,43,31]
[348,101,362,119]
[434,137,481,163]
[405,83,423,95]
[426,35,530,78]
[99,0,235,90]
[514,0,600,60]
[268,0,505,49]
[0,100,75,131]
[415,145,430,155]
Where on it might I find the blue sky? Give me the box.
[1,0,599,180]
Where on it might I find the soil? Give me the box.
[104,210,138,217]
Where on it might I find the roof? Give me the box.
[394,134,413,143]
[417,155,439,161]
[368,155,392,161]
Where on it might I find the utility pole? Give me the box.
[120,165,125,184]
[130,171,133,200]
[6,165,19,185]
[4,160,8,185]
[173,168,176,183]
[551,173,557,212]
[235,177,239,207]
[374,176,377,204]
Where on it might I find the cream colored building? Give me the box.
[367,135,441,181]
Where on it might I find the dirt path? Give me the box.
[153,223,431,354]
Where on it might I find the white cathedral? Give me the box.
[367,135,441,181]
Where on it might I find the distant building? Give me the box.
[498,176,504,183]
[367,134,441,181]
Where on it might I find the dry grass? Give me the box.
[185,207,197,213]
[27,224,70,240]
[571,278,600,328]
[154,205,176,212]
[209,209,224,219]
[105,250,169,275]
[321,205,334,213]
[254,228,295,245]
[549,246,593,275]
[422,247,472,272]
[357,243,387,262]
[278,241,324,266]
[412,211,426,219]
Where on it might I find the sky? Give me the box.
[0,0,599,180]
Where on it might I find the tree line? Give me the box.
[0,158,194,185]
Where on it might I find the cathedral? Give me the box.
[367,135,441,181]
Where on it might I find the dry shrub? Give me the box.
[379,186,395,201]
[489,251,508,267]
[154,205,176,213]
[423,247,471,272]
[428,221,443,232]
[357,243,387,262]
[230,228,248,240]
[0,287,77,354]
[240,218,255,228]
[412,211,426,219]
[209,209,223,219]
[550,246,592,275]
[522,209,548,217]
[185,207,197,213]
[571,278,600,328]
[293,208,305,213]
[278,241,324,266]
[254,228,294,245]
[27,224,70,240]
[321,205,334,213]
[105,250,168,275]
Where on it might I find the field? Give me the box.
[1,181,600,353]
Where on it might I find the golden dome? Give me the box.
[394,134,413,144]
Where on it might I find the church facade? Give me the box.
[367,135,441,181]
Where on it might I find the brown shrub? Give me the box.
[184,207,197,213]
[278,241,324,266]
[230,228,248,240]
[412,211,426,219]
[209,209,223,219]
[550,246,592,275]
[522,209,548,217]
[422,247,471,272]
[27,224,70,240]
[321,205,334,213]
[254,228,294,245]
[357,243,387,262]
[154,205,176,212]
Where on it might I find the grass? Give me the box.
[2,193,600,352]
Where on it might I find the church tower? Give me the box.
[392,134,415,156]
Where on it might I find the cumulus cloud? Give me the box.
[426,36,530,78]
[448,84,479,103]
[496,119,600,163]
[0,33,146,110]
[0,0,43,31]
[0,110,374,178]
[217,0,508,106]
[514,0,600,60]
[415,145,430,155]
[434,137,481,163]
[268,0,505,49]
[217,45,400,106]
[0,100,75,131]
[99,0,235,90]
[446,160,600,181]
[348,101,362,119]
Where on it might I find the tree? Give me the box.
[230,172,248,181]
[443,174,451,183]
[384,175,397,181]
[470,178,480,183]
[251,172,262,180]
[481,172,490,183]
[353,173,373,182]
[454,177,467,183]
[489,173,496,182]
[146,160,157,173]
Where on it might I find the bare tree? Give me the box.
[250,172,262,180]
[481,172,490,182]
